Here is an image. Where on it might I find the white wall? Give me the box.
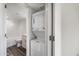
[55,3,79,56]
[55,3,62,56]
[6,19,26,47]
[7,3,36,20]
[61,4,79,56]
[19,20,26,35]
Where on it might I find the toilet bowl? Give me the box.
[16,39,22,47]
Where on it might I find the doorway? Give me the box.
[30,3,54,56]
[5,3,27,56]
[0,3,54,56]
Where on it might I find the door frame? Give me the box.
[27,3,54,56]
[45,3,54,56]
[3,3,54,56]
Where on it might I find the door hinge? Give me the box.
[5,4,7,8]
[49,35,55,41]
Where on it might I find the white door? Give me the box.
[0,4,6,56]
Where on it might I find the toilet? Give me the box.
[16,39,22,47]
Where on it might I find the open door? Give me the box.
[0,3,6,56]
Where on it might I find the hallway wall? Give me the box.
[61,4,79,56]
[6,20,26,47]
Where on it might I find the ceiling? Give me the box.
[26,3,45,10]
[6,3,45,21]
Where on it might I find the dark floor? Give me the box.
[7,45,26,56]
